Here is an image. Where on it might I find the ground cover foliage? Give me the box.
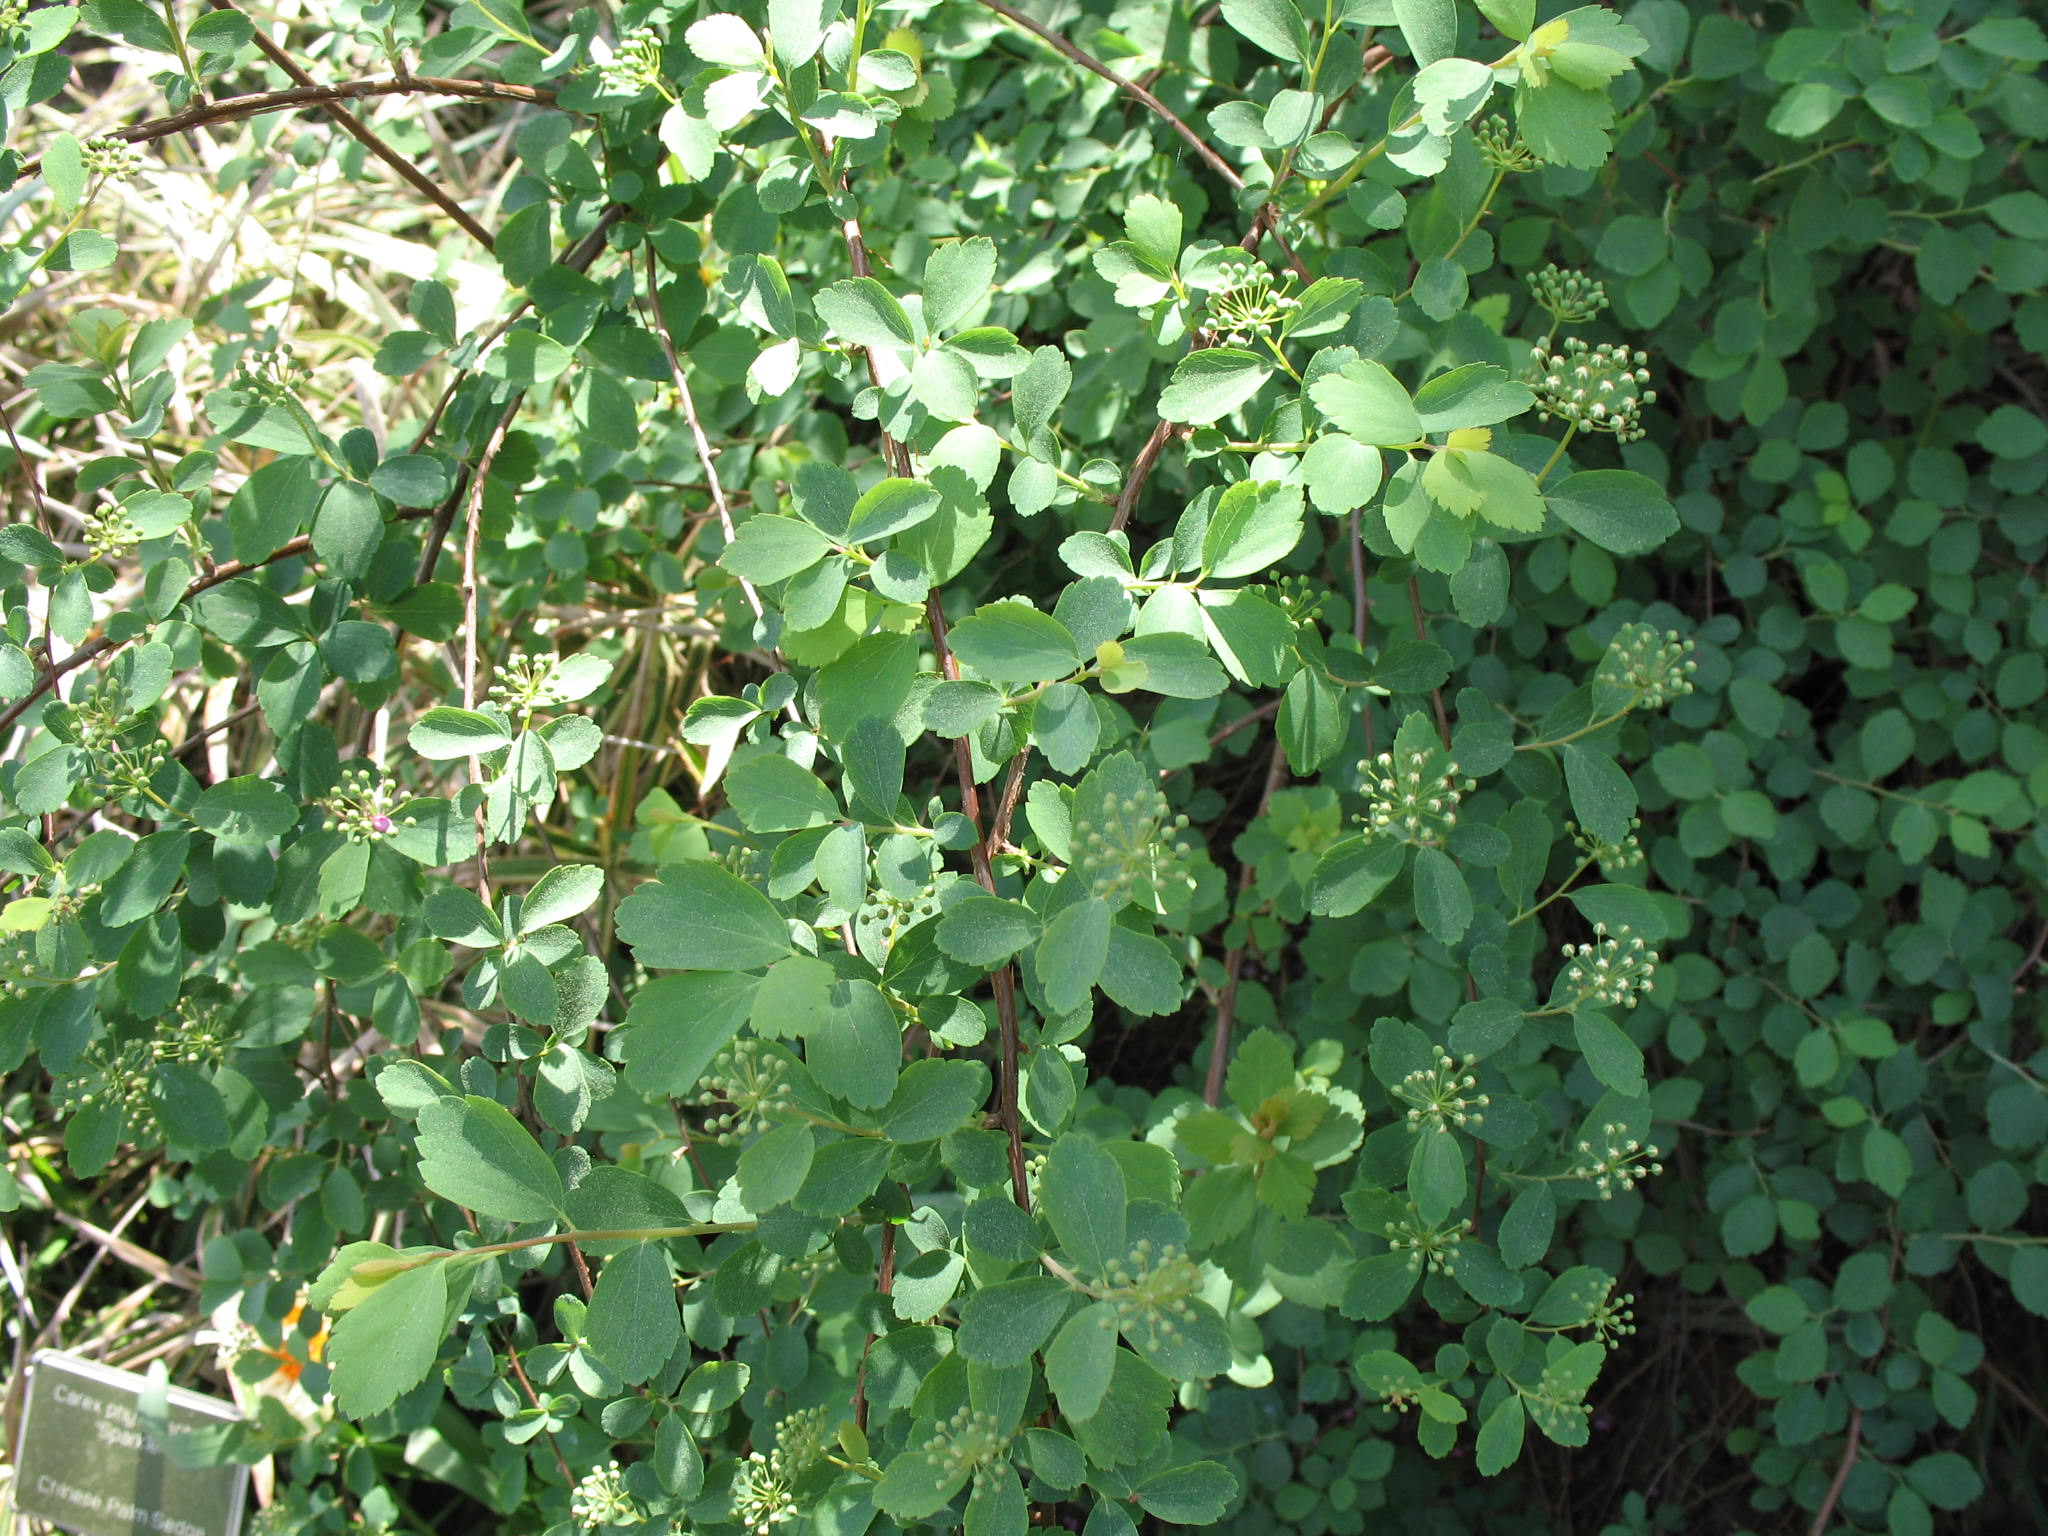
[0,0,2044,1531]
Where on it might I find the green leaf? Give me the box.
[1308,360,1422,445]
[1159,349,1274,424]
[957,1275,1074,1364]
[1341,1251,1420,1320]
[1135,1462,1239,1524]
[1046,1301,1120,1421]
[809,980,902,1109]
[922,237,998,334]
[415,1095,565,1221]
[880,1059,990,1142]
[1042,1135,1128,1275]
[1037,897,1111,1017]
[191,776,297,844]
[1562,743,1637,846]
[1498,1181,1555,1268]
[737,1121,815,1211]
[949,601,1081,683]
[1307,838,1406,916]
[1202,481,1304,579]
[616,860,793,970]
[816,277,916,350]
[1409,1126,1465,1225]
[1543,471,1678,554]
[1411,846,1473,945]
[1219,0,1308,62]
[586,1243,680,1384]
[720,515,833,583]
[937,894,1039,966]
[846,477,943,544]
[726,754,839,832]
[1392,0,1457,65]
[1474,1396,1526,1475]
[324,1260,449,1418]
[1573,1012,1645,1095]
[409,707,512,760]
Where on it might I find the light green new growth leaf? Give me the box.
[325,1261,449,1418]
[1308,360,1423,446]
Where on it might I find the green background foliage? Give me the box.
[0,0,2044,1532]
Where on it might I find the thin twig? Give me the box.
[1806,1406,1861,1536]
[975,0,1244,190]
[208,4,515,250]
[643,246,765,622]
[1203,744,1289,1106]
[20,77,557,182]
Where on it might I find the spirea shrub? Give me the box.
[0,0,2044,1532]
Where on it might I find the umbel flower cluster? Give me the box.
[1527,263,1609,326]
[568,1459,640,1529]
[229,343,312,404]
[1102,1239,1204,1337]
[732,1405,832,1536]
[1569,1122,1665,1200]
[1205,259,1300,346]
[1475,114,1535,173]
[1600,622,1698,708]
[1571,816,1645,872]
[599,25,669,96]
[1397,1045,1490,1132]
[83,135,144,181]
[1356,750,1475,848]
[322,767,414,843]
[1528,337,1656,441]
[1074,782,1197,912]
[913,1407,1011,1484]
[695,1037,794,1142]
[1382,1206,1464,1276]
[82,503,143,562]
[1559,924,1659,1010]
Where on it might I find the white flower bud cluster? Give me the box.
[695,1038,792,1142]
[1570,816,1644,872]
[1526,264,1608,325]
[1561,924,1657,1010]
[1356,751,1474,849]
[916,1407,1008,1477]
[733,1406,830,1536]
[1476,115,1534,173]
[599,26,668,95]
[1528,1373,1591,1438]
[1205,260,1301,347]
[0,1,28,28]
[1076,786,1196,911]
[324,766,414,844]
[1600,622,1698,708]
[1398,1045,1490,1132]
[489,652,575,714]
[569,1460,640,1529]
[1529,337,1656,441]
[1383,1211,1463,1276]
[231,344,311,404]
[83,505,144,562]
[1569,1122,1664,1200]
[1103,1239,1202,1336]
[83,135,144,182]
